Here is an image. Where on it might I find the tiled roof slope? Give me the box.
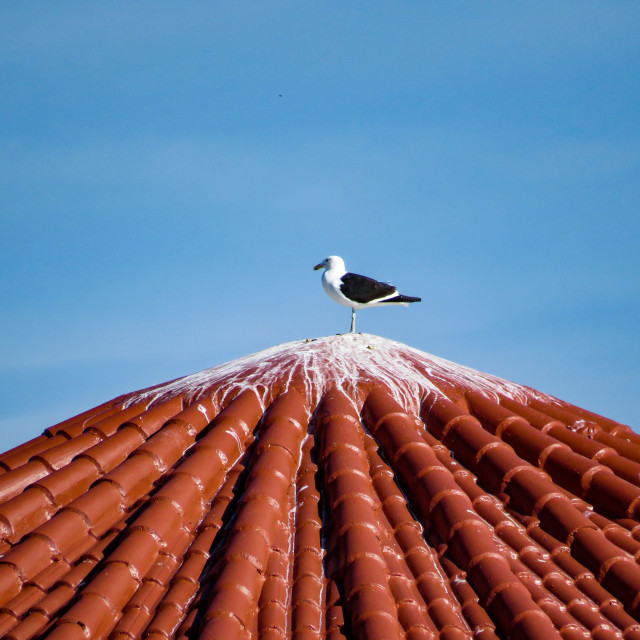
[0,334,639,640]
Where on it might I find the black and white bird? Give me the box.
[314,255,421,333]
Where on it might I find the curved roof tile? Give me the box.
[0,334,638,640]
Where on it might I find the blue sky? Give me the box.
[1,2,639,450]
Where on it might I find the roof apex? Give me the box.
[121,333,553,417]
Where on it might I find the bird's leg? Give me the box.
[350,308,356,333]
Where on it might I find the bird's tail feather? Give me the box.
[383,294,421,304]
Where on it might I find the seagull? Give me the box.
[314,255,421,333]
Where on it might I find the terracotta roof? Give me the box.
[0,334,639,640]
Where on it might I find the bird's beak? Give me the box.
[313,263,324,271]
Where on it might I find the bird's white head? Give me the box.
[313,255,345,273]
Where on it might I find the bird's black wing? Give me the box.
[340,272,397,303]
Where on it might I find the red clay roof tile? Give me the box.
[0,334,638,639]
